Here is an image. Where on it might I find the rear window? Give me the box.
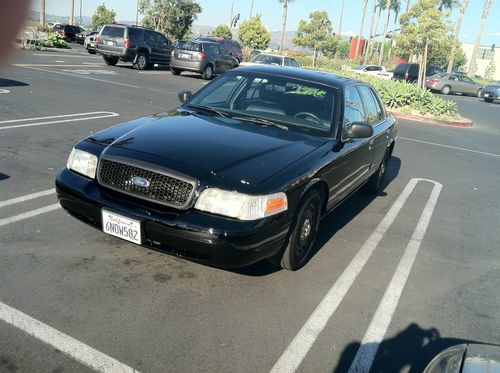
[395,64,408,73]
[53,24,63,30]
[177,41,202,52]
[250,54,283,66]
[101,26,125,38]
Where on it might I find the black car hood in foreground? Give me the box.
[87,111,328,187]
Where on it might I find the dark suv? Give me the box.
[96,24,174,70]
[52,24,81,42]
[393,63,443,83]
[197,37,243,62]
[170,40,239,80]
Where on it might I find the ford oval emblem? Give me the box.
[131,176,150,188]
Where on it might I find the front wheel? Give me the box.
[269,190,322,271]
[201,64,213,80]
[87,49,96,54]
[171,68,182,75]
[133,52,148,70]
[484,97,494,103]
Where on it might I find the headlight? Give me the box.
[66,148,98,179]
[194,188,287,220]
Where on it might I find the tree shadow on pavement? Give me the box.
[333,323,490,373]
[231,156,401,277]
[0,78,28,87]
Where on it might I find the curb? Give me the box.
[392,112,473,128]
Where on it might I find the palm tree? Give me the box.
[387,0,400,61]
[378,0,391,66]
[279,0,294,53]
[438,0,459,11]
[468,0,492,76]
[70,0,75,25]
[40,0,45,26]
[335,0,345,59]
[355,0,369,58]
[447,0,469,72]
[406,0,411,12]
[364,0,379,64]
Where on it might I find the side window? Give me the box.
[461,76,474,84]
[290,59,300,68]
[284,58,292,67]
[409,65,419,74]
[357,86,382,125]
[450,75,459,81]
[128,28,141,42]
[218,46,229,56]
[145,31,156,43]
[344,86,366,126]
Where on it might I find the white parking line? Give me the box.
[348,180,442,373]
[0,89,10,93]
[0,188,55,208]
[0,203,60,227]
[0,301,139,372]
[270,178,440,373]
[32,53,100,58]
[0,111,119,130]
[400,136,500,158]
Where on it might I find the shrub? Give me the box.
[42,32,69,49]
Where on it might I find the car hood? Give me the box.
[87,110,328,188]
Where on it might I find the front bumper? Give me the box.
[482,91,500,100]
[170,60,203,73]
[55,168,291,268]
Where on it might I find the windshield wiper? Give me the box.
[232,116,289,131]
[186,104,229,117]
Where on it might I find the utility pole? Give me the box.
[447,0,468,73]
[378,0,391,66]
[40,0,45,26]
[70,0,75,25]
[136,0,139,26]
[355,0,369,59]
[468,0,492,77]
[230,2,234,26]
[249,0,254,19]
[406,0,411,13]
[79,0,82,25]
[338,0,344,37]
[364,0,378,64]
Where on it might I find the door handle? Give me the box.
[369,139,374,150]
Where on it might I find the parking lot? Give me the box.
[1,45,500,373]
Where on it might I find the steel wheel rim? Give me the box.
[138,55,146,68]
[296,204,317,258]
[206,66,212,78]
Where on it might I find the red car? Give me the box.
[52,24,82,42]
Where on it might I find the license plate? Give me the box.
[179,53,190,59]
[102,210,142,244]
[484,93,489,97]
[106,41,114,46]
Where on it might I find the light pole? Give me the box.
[249,0,254,19]
[70,0,75,25]
[79,0,82,25]
[136,0,139,26]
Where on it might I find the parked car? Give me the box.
[84,33,98,54]
[425,344,500,373]
[480,83,500,103]
[240,53,300,68]
[170,40,239,79]
[349,65,393,80]
[393,63,443,83]
[55,65,397,271]
[52,24,82,42]
[196,37,243,62]
[75,30,96,45]
[95,24,174,70]
[425,73,484,96]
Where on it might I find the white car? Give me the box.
[240,53,300,68]
[348,65,393,80]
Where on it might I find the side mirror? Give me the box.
[178,90,192,103]
[346,122,373,139]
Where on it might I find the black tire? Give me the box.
[171,68,182,76]
[366,151,389,194]
[201,64,214,80]
[441,85,451,95]
[269,190,322,271]
[87,49,96,54]
[103,55,118,66]
[133,52,149,70]
[484,98,494,103]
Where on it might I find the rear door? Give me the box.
[98,25,126,54]
[218,45,234,71]
[144,30,159,62]
[357,85,389,173]
[459,75,479,95]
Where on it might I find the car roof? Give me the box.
[233,64,354,87]
[255,53,286,58]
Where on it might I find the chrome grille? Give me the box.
[98,159,196,208]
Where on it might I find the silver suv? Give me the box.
[170,41,239,80]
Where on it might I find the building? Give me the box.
[462,43,499,80]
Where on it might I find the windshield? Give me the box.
[250,54,284,66]
[185,71,337,136]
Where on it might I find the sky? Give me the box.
[30,0,500,45]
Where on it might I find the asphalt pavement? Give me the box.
[0,44,499,373]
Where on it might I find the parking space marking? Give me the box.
[400,136,500,158]
[348,180,442,373]
[32,53,100,58]
[0,111,119,130]
[0,89,10,93]
[0,188,55,208]
[0,301,139,372]
[15,64,104,68]
[0,203,60,227]
[13,65,140,88]
[270,178,434,373]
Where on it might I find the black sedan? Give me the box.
[56,65,397,270]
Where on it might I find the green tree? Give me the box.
[140,0,202,40]
[395,0,451,86]
[293,11,338,67]
[211,24,232,39]
[238,15,271,50]
[91,3,116,29]
[337,41,351,59]
[485,57,495,80]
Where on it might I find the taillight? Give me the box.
[428,79,440,83]
[404,72,409,80]
[124,38,130,48]
[171,48,176,57]
[197,52,205,61]
[95,36,100,44]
